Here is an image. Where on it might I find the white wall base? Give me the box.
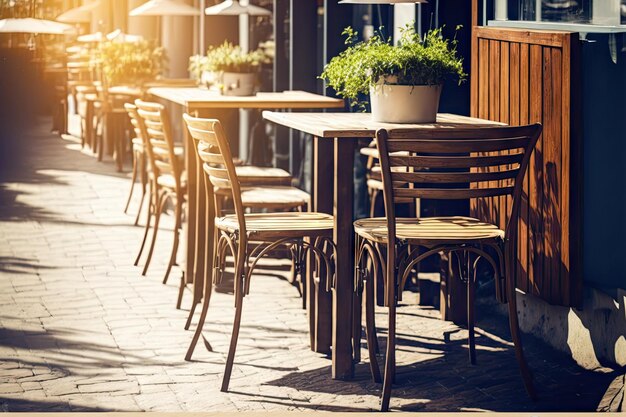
[506,287,626,370]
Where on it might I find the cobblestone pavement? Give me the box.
[0,117,617,412]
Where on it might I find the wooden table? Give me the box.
[262,111,504,380]
[147,88,344,338]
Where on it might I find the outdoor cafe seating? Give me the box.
[2,0,622,413]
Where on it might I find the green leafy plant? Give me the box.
[188,54,210,79]
[98,40,165,85]
[320,24,466,108]
[202,41,269,73]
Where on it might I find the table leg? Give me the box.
[183,124,197,289]
[310,137,333,354]
[194,140,206,289]
[332,137,356,380]
[84,99,93,150]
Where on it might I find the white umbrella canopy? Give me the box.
[77,30,144,43]
[130,0,201,16]
[76,31,104,42]
[56,1,100,23]
[106,29,144,42]
[204,0,271,16]
[0,18,76,35]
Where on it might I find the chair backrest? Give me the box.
[375,123,542,242]
[182,113,246,235]
[135,99,183,190]
[124,102,158,175]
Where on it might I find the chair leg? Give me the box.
[380,297,396,411]
[124,150,139,214]
[185,227,219,357]
[97,116,105,162]
[134,184,147,226]
[506,258,536,400]
[163,197,183,284]
[141,192,167,276]
[467,252,477,365]
[352,288,363,363]
[221,257,246,392]
[133,154,148,226]
[134,183,155,266]
[176,275,186,310]
[184,298,198,330]
[365,272,382,383]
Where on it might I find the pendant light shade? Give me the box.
[204,0,271,16]
[130,0,201,16]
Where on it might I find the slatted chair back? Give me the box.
[376,124,542,244]
[124,103,157,173]
[183,114,247,236]
[135,99,183,190]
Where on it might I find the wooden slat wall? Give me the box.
[470,27,582,308]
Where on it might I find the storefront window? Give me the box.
[496,0,626,27]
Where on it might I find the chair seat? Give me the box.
[237,186,310,209]
[354,216,504,245]
[235,166,292,185]
[216,212,334,239]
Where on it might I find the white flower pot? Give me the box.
[369,83,442,124]
[221,72,257,96]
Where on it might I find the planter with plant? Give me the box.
[188,54,216,89]
[99,40,165,87]
[321,25,466,123]
[201,42,269,96]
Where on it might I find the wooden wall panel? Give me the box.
[470,27,582,308]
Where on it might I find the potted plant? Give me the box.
[203,42,268,96]
[98,40,165,87]
[188,54,218,89]
[321,25,466,123]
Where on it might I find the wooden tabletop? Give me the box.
[107,85,143,97]
[262,111,504,138]
[147,88,345,109]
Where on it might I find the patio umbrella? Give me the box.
[106,29,144,42]
[129,0,200,16]
[0,18,76,35]
[56,1,100,23]
[77,30,143,43]
[204,0,271,16]
[77,31,104,42]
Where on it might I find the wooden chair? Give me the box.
[133,100,187,304]
[123,104,148,226]
[360,142,417,218]
[94,76,136,171]
[353,124,542,411]
[182,114,335,392]
[180,118,313,329]
[183,112,323,336]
